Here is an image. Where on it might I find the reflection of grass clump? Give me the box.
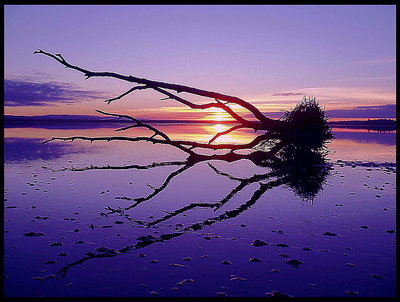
[274,148,331,202]
[282,98,334,153]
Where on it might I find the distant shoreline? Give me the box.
[4,115,396,131]
[328,119,396,132]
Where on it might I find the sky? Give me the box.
[4,5,396,121]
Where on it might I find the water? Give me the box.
[4,124,396,297]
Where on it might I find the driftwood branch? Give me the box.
[35,49,333,163]
[34,49,285,132]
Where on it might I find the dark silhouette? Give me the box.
[35,49,333,160]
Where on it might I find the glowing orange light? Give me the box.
[212,124,230,134]
[212,112,228,122]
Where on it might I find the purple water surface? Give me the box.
[4,125,396,297]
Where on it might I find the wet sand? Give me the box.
[4,127,396,297]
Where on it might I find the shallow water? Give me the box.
[4,124,396,297]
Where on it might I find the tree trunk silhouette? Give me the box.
[35,49,333,159]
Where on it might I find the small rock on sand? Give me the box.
[170,263,189,268]
[177,279,194,286]
[23,232,45,237]
[275,243,290,247]
[266,291,292,297]
[369,274,383,279]
[322,232,338,236]
[251,239,268,247]
[286,259,303,267]
[49,241,63,247]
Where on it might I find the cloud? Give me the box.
[326,104,396,118]
[271,92,304,97]
[4,79,107,106]
[355,57,396,64]
[353,104,396,110]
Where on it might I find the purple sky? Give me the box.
[4,5,396,120]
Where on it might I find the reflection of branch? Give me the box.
[147,202,218,227]
[105,155,273,215]
[209,163,275,210]
[56,252,117,280]
[147,163,277,227]
[183,178,284,231]
[51,149,331,279]
[113,163,194,211]
[55,232,185,279]
[46,160,187,173]
[55,177,284,279]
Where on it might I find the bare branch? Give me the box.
[104,85,148,105]
[41,135,194,155]
[41,130,281,153]
[115,124,141,132]
[34,49,285,128]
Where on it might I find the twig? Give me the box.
[208,124,246,144]
[95,109,170,141]
[104,85,149,105]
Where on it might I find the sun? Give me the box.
[212,112,228,122]
[212,124,230,134]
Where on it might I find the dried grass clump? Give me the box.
[282,98,334,153]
